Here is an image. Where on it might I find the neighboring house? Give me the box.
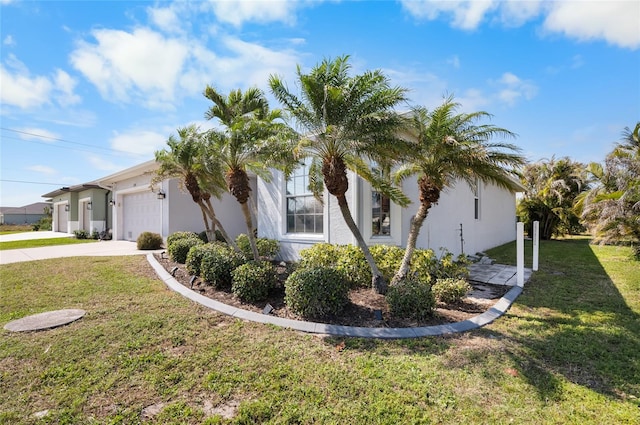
[257,162,525,261]
[0,202,51,225]
[43,159,523,257]
[42,160,250,242]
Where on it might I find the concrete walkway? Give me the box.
[1,233,531,338]
[0,232,162,264]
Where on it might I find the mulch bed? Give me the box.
[153,254,509,328]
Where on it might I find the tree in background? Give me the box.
[518,156,588,239]
[270,55,410,294]
[577,123,640,257]
[391,98,525,285]
[153,125,238,250]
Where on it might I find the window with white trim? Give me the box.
[371,191,392,236]
[473,178,480,220]
[286,158,323,234]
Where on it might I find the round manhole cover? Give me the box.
[3,309,86,332]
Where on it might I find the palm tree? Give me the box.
[391,98,525,285]
[153,125,238,249]
[270,55,410,294]
[203,86,292,261]
[518,156,588,240]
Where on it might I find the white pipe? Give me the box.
[517,222,524,287]
[533,220,539,271]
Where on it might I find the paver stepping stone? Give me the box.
[3,309,86,332]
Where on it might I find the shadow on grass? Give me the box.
[489,238,640,405]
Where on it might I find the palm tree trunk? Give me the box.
[391,202,429,286]
[336,194,387,294]
[240,201,260,261]
[199,199,240,252]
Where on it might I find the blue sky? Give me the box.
[1,0,639,207]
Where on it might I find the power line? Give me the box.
[0,127,149,158]
[0,179,68,186]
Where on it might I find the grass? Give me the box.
[0,224,37,235]
[0,238,638,424]
[0,238,97,251]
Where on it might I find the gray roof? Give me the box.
[0,202,51,215]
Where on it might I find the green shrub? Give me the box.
[186,243,221,277]
[298,243,342,269]
[386,278,435,320]
[167,231,199,247]
[136,231,163,250]
[231,261,278,303]
[284,267,349,319]
[432,278,471,304]
[73,229,89,239]
[632,245,640,261]
[335,244,371,288]
[370,244,404,281]
[235,234,280,259]
[201,244,246,288]
[168,237,203,264]
[198,231,209,243]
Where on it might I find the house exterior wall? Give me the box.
[258,170,519,261]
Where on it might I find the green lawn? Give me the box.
[0,238,97,251]
[0,238,638,424]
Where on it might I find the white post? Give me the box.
[517,222,524,287]
[533,220,539,271]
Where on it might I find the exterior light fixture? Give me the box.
[157,190,166,200]
[87,202,92,210]
[64,204,69,212]
[109,199,115,206]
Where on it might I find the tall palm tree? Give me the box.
[391,98,525,285]
[153,125,238,249]
[203,86,292,261]
[270,55,411,294]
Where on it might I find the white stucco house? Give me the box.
[257,160,524,261]
[43,160,250,242]
[43,159,523,257]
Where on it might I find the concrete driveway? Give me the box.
[0,231,162,265]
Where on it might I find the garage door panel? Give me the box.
[123,192,161,241]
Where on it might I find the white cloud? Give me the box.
[86,155,124,172]
[401,0,640,49]
[494,72,538,106]
[401,0,497,30]
[0,61,52,109]
[17,127,60,142]
[3,34,15,46]
[27,165,57,175]
[207,0,298,27]
[53,69,81,106]
[109,129,168,156]
[70,27,190,109]
[543,0,640,49]
[147,5,183,34]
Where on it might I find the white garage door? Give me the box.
[122,191,161,241]
[56,204,68,232]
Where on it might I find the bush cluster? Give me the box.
[431,278,471,304]
[231,261,278,302]
[186,243,219,277]
[284,267,349,319]
[386,278,435,320]
[168,236,204,264]
[235,234,280,259]
[166,231,199,247]
[136,231,163,250]
[200,243,245,288]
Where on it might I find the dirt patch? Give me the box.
[153,254,508,328]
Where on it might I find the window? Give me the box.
[286,159,323,234]
[371,191,391,236]
[473,178,480,220]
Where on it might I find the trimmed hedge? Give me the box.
[235,234,280,259]
[136,231,163,250]
[386,278,435,320]
[167,231,199,247]
[284,267,349,319]
[231,261,278,303]
[200,243,246,289]
[168,237,203,264]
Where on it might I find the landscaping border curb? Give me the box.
[147,254,523,339]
